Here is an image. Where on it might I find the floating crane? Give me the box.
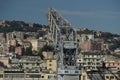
[48,8,81,80]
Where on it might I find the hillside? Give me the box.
[0,20,48,33]
[0,20,120,43]
[0,20,120,58]
[77,28,120,39]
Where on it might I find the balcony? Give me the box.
[58,69,81,75]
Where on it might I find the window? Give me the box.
[48,76,52,79]
[26,67,29,69]
[65,71,68,73]
[96,59,99,61]
[88,67,90,69]
[106,76,109,79]
[113,63,114,65]
[83,76,86,80]
[118,67,120,70]
[26,63,29,65]
[45,67,47,69]
[49,64,52,66]
[88,62,91,65]
[110,76,114,79]
[97,63,100,65]
[49,60,52,62]
[75,71,79,73]
[0,74,3,78]
[32,64,35,66]
[84,59,86,62]
[49,68,52,70]
[42,76,44,78]
[92,67,95,69]
[83,67,85,70]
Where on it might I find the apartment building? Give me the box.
[77,52,105,71]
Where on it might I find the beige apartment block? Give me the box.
[7,39,17,46]
[0,57,10,68]
[28,38,47,52]
[105,60,120,71]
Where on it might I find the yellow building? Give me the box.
[42,51,56,59]
[47,59,56,72]
[42,51,57,73]
[81,71,88,80]
[0,38,5,44]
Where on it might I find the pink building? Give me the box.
[15,47,24,55]
[80,41,102,51]
[0,57,10,68]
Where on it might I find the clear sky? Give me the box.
[0,0,120,34]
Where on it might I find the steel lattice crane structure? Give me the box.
[48,8,81,80]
